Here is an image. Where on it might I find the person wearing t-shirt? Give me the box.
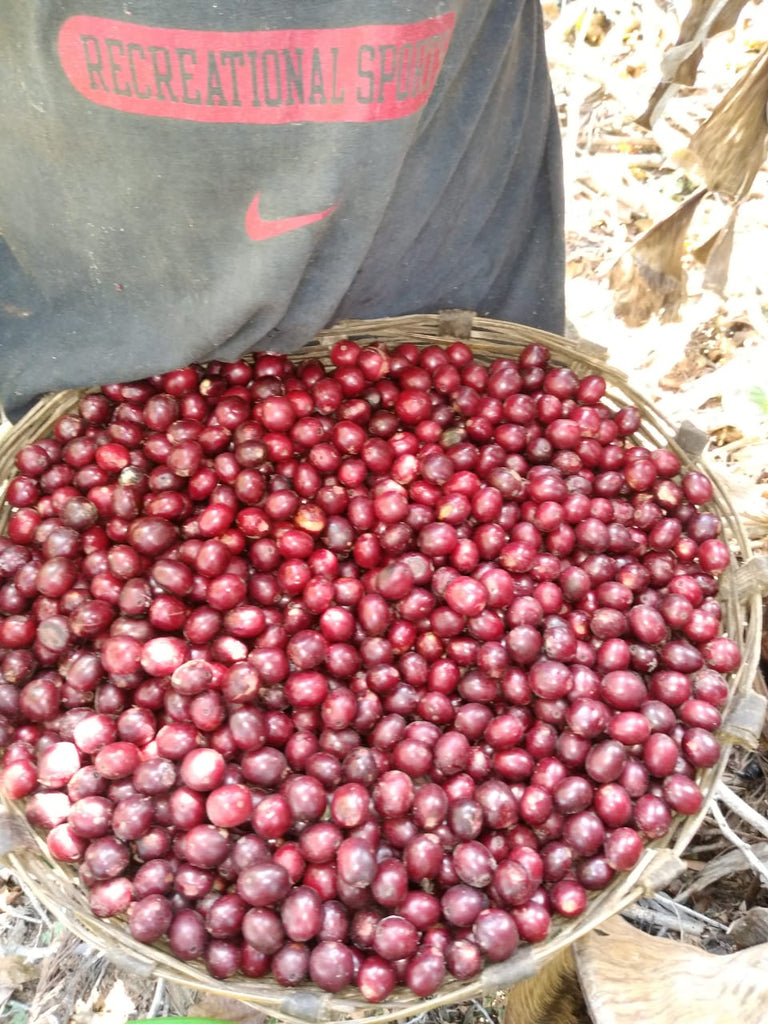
[0,0,563,418]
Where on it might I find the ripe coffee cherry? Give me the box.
[0,342,734,1004]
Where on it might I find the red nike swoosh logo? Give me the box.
[245,193,338,241]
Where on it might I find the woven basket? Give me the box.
[0,312,765,1024]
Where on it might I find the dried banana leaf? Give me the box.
[638,0,752,128]
[674,44,768,197]
[575,915,768,1024]
[609,188,706,327]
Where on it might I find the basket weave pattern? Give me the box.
[0,313,762,1024]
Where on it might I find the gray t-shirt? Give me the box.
[0,0,563,418]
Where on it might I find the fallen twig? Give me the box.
[715,780,768,840]
[709,802,768,888]
[653,893,728,931]
[623,904,717,937]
